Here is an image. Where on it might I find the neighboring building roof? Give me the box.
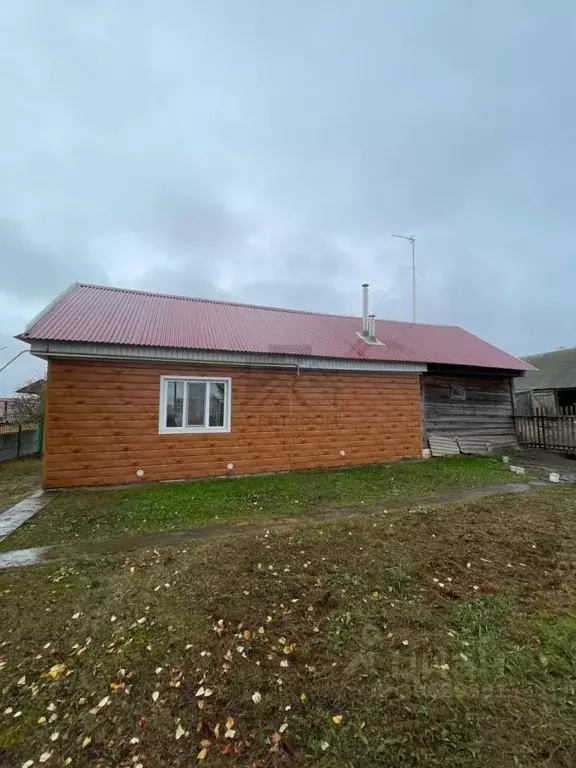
[515,348,576,391]
[16,379,44,396]
[20,282,533,371]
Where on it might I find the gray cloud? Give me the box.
[0,218,107,301]
[138,267,229,301]
[1,0,575,393]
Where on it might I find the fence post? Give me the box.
[16,423,22,459]
[38,420,44,455]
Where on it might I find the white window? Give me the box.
[159,376,231,434]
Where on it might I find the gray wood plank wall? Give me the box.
[422,375,515,446]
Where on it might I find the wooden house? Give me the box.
[18,283,532,488]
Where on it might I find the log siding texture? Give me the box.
[44,359,422,489]
[422,375,516,445]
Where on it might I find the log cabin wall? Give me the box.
[422,374,516,448]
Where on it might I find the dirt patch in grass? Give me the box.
[0,457,42,514]
[509,449,576,474]
[0,456,524,550]
[1,487,576,767]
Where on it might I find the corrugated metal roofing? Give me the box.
[515,348,576,391]
[21,283,533,371]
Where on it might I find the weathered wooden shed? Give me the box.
[514,347,576,415]
[422,365,520,455]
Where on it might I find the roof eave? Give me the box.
[27,340,428,374]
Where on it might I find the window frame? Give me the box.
[158,375,232,435]
[450,384,466,401]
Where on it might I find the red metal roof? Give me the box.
[21,283,533,371]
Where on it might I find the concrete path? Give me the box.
[0,481,538,571]
[0,489,47,543]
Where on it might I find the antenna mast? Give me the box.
[392,233,416,323]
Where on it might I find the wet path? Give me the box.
[0,482,541,570]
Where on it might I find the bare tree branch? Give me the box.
[9,376,45,425]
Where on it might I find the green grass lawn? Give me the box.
[1,487,575,767]
[0,456,42,514]
[0,456,523,549]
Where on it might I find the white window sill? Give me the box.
[159,426,231,435]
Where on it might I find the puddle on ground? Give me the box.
[0,546,51,569]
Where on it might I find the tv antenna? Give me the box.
[392,233,416,323]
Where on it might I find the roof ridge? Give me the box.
[75,282,460,329]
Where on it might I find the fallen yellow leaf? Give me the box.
[42,664,67,680]
[197,748,208,760]
[332,715,343,725]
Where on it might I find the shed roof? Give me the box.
[21,283,532,372]
[515,348,576,391]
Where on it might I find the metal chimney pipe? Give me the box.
[362,283,369,336]
[368,314,376,340]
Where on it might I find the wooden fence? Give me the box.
[515,406,576,452]
[0,422,38,436]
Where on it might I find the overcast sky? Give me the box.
[1,1,575,392]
